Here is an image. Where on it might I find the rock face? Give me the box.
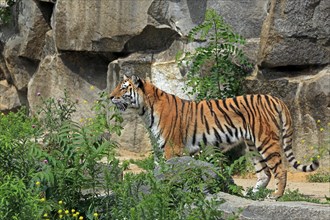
[258,0,330,67]
[212,192,330,220]
[0,0,329,167]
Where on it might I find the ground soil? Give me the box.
[116,149,330,201]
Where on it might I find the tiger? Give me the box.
[109,74,319,199]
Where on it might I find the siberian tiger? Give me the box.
[109,75,319,199]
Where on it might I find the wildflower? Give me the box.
[320,128,324,132]
[43,213,48,217]
[79,118,84,123]
[58,200,63,205]
[1,113,4,116]
[79,216,84,220]
[83,100,88,104]
[32,124,36,129]
[317,155,320,159]
[40,198,45,202]
[35,181,41,186]
[316,119,321,123]
[301,140,305,144]
[90,85,95,91]
[37,92,41,96]
[58,209,63,214]
[93,212,99,218]
[43,159,48,164]
[310,146,314,150]
[76,212,80,216]
[297,161,301,164]
[59,215,63,219]
[71,209,76,213]
[65,210,69,214]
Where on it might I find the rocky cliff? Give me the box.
[0,0,329,168]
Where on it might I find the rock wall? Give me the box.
[0,0,329,167]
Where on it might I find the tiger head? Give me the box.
[109,75,144,111]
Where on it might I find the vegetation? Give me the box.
[0,91,243,219]
[177,9,251,101]
[0,0,16,24]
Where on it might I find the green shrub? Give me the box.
[178,9,251,101]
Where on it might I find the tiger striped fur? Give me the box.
[109,75,319,198]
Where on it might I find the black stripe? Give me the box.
[204,115,210,134]
[302,166,307,172]
[202,133,207,145]
[260,152,281,163]
[149,106,154,128]
[284,144,292,152]
[256,166,268,173]
[213,128,222,143]
[260,143,275,155]
[192,102,198,145]
[200,104,204,124]
[288,157,295,162]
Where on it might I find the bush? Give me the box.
[178,9,251,101]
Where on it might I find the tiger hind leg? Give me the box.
[258,141,288,199]
[246,141,271,193]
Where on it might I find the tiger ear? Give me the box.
[123,74,129,80]
[131,75,142,87]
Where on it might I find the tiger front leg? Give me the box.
[164,143,183,160]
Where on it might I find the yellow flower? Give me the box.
[320,128,324,132]
[83,100,88,104]
[76,212,80,216]
[65,210,69,214]
[35,181,41,186]
[317,155,320,159]
[297,161,301,164]
[90,86,95,91]
[310,146,314,150]
[73,213,77,217]
[43,213,48,217]
[79,216,84,220]
[58,209,63,214]
[40,198,46,202]
[58,200,63,205]
[93,213,99,218]
[316,119,321,123]
[71,209,76,213]
[301,140,305,144]
[59,215,63,219]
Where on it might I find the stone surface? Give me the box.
[53,0,205,52]
[208,0,269,38]
[211,192,330,220]
[28,54,108,121]
[3,35,38,91]
[258,0,330,68]
[0,80,21,111]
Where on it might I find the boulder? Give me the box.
[52,0,205,52]
[258,0,330,68]
[2,0,51,91]
[28,54,109,122]
[0,80,21,111]
[207,0,268,38]
[3,35,38,91]
[212,192,330,220]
